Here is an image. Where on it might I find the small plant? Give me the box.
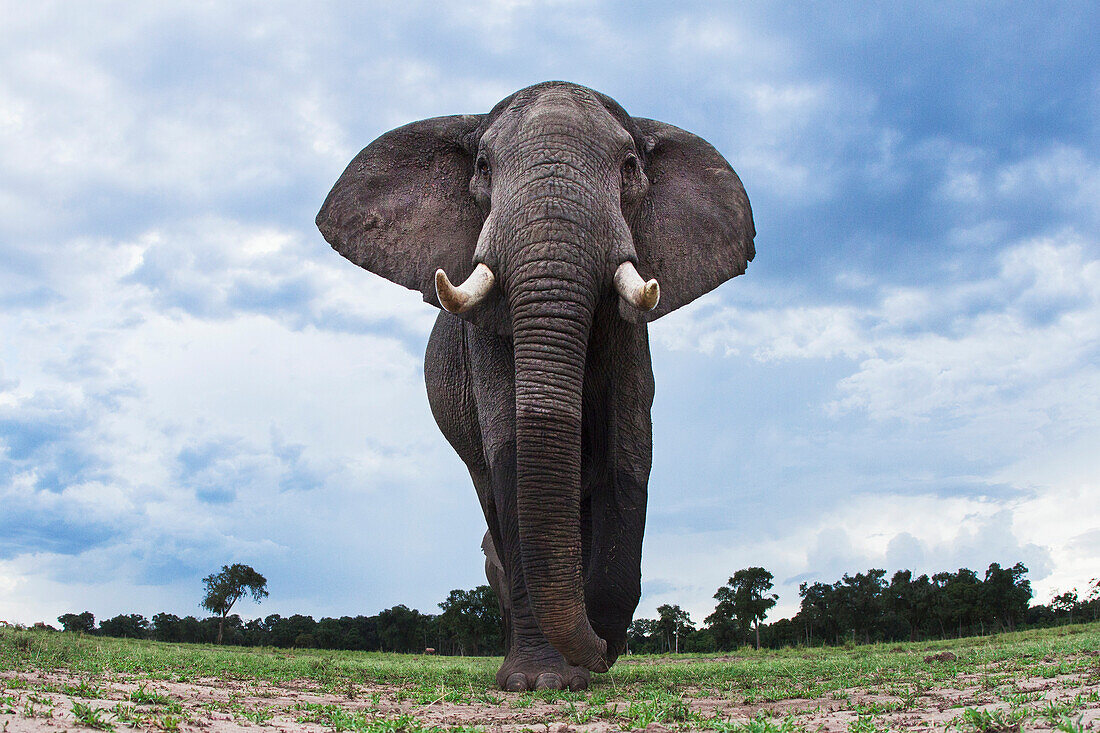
[619,692,695,728]
[474,689,501,705]
[509,693,534,709]
[129,685,171,706]
[110,703,145,726]
[155,713,183,732]
[848,713,888,733]
[21,695,54,719]
[1035,699,1077,724]
[241,706,275,725]
[955,706,1025,732]
[999,690,1042,705]
[709,712,806,733]
[852,701,903,715]
[293,702,374,732]
[1054,716,1087,733]
[895,684,923,709]
[564,701,595,724]
[71,701,116,731]
[62,679,103,699]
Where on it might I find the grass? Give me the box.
[1,621,1097,730]
[70,700,116,731]
[128,683,172,706]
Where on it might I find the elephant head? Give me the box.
[317,82,754,672]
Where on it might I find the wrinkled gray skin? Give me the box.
[317,82,755,690]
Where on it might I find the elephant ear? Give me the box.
[628,118,756,322]
[317,114,503,328]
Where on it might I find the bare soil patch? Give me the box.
[3,659,1100,732]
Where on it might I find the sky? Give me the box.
[1,1,1098,628]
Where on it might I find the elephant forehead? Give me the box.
[487,87,631,152]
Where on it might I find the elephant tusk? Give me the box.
[614,261,660,312]
[435,262,496,314]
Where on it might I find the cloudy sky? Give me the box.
[2,2,1098,627]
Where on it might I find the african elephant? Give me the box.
[316,82,755,690]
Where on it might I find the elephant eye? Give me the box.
[621,153,638,181]
[476,155,491,180]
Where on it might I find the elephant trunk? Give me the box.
[507,215,608,672]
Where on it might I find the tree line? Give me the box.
[627,564,1100,653]
[57,585,503,654]
[52,562,1098,655]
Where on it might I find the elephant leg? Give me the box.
[482,530,512,655]
[582,320,654,665]
[425,314,511,651]
[465,324,591,692]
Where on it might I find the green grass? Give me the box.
[127,683,173,706]
[7,622,1097,693]
[0,628,492,688]
[1,621,1097,731]
[70,700,116,731]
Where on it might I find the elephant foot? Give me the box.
[495,641,591,691]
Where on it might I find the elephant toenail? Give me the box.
[505,673,528,691]
[568,676,588,691]
[534,672,563,690]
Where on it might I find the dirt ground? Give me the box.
[3,663,1099,732]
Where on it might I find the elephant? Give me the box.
[316,81,755,690]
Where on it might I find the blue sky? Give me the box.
[1,2,1098,626]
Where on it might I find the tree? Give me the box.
[716,568,778,649]
[1050,590,1079,624]
[1085,578,1100,622]
[981,562,1031,633]
[438,586,503,655]
[626,617,660,654]
[797,581,837,645]
[57,611,95,634]
[201,563,269,644]
[885,570,933,642]
[839,569,886,644]
[706,578,747,651]
[655,604,695,653]
[683,627,717,652]
[98,613,149,638]
[376,605,431,652]
[152,613,182,642]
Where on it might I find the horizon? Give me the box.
[35,557,1073,636]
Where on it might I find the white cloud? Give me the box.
[656,233,1100,434]
[668,14,788,67]
[997,145,1100,218]
[938,142,1100,231]
[833,238,1100,430]
[657,299,870,362]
